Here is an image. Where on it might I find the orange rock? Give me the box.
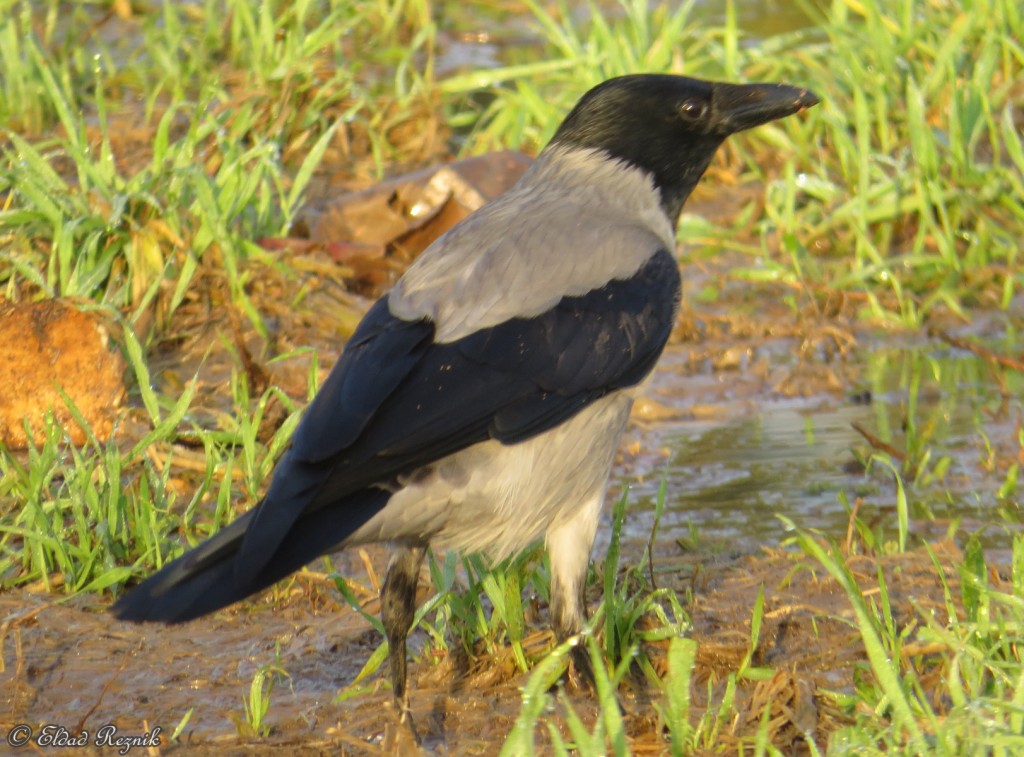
[0,299,126,448]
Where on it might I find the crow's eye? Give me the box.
[678,99,708,122]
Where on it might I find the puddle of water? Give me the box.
[623,338,1022,553]
[690,0,820,39]
[437,0,821,76]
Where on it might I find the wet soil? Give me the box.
[0,534,981,755]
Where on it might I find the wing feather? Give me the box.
[236,249,680,576]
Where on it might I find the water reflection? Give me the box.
[625,344,1022,550]
[690,0,819,39]
[438,0,822,77]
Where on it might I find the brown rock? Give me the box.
[0,299,126,448]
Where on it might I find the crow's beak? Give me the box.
[714,82,820,134]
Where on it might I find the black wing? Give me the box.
[236,249,680,575]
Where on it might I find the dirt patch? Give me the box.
[0,300,126,448]
[663,539,967,754]
[0,538,975,754]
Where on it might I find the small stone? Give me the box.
[0,299,126,448]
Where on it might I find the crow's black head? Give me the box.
[549,74,819,222]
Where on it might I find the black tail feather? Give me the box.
[111,488,390,624]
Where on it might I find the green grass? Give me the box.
[785,528,1024,756]
[498,521,1024,754]
[1,0,436,337]
[1,0,1023,752]
[233,660,290,738]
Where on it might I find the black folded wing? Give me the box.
[236,249,680,575]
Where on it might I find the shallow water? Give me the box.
[691,0,819,38]
[438,0,821,77]
[623,335,1022,552]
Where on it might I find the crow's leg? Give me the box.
[381,545,426,723]
[546,491,603,691]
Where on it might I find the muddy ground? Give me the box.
[0,533,976,755]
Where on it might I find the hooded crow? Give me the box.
[113,74,818,716]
